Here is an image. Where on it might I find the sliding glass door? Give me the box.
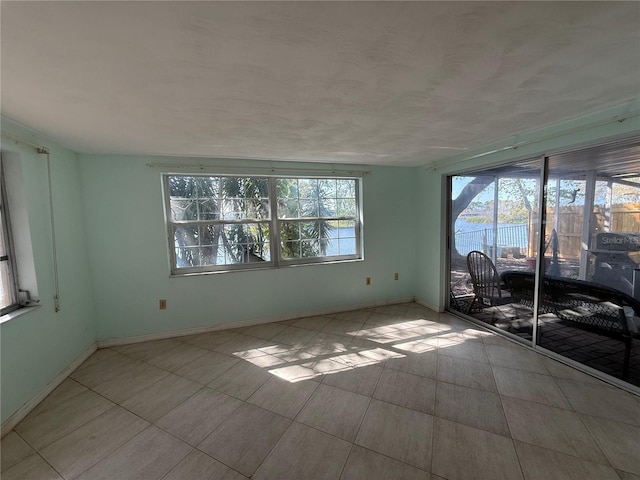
[449,159,541,343]
[448,136,640,388]
[537,140,640,386]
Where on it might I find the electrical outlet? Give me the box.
[159,299,167,310]
[366,277,371,285]
[394,272,399,280]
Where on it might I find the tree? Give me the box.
[169,176,336,267]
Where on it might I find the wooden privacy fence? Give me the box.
[528,203,640,260]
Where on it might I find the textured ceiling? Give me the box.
[1,1,639,166]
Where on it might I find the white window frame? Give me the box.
[0,159,20,315]
[163,174,363,275]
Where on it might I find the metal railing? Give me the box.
[455,224,528,256]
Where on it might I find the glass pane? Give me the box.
[298,179,319,201]
[169,175,269,222]
[319,179,337,198]
[170,199,197,221]
[299,199,319,218]
[168,176,198,198]
[337,199,356,217]
[175,247,200,267]
[338,238,356,255]
[276,178,298,199]
[337,179,355,198]
[197,198,219,221]
[174,225,199,247]
[537,140,640,386]
[278,199,300,218]
[448,159,541,342]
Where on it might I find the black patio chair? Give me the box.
[466,250,512,321]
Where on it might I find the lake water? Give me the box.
[454,219,528,254]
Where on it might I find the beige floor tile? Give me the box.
[374,304,409,316]
[174,350,239,384]
[348,324,409,344]
[71,350,134,385]
[268,357,348,382]
[556,378,640,426]
[111,338,183,362]
[334,309,373,322]
[270,347,317,363]
[385,351,437,378]
[207,360,273,400]
[365,312,404,327]
[580,414,640,475]
[296,384,370,441]
[322,363,383,397]
[270,326,317,347]
[146,342,210,372]
[213,334,269,358]
[302,331,355,355]
[180,331,240,349]
[75,426,191,480]
[1,432,35,472]
[435,381,510,436]
[322,318,366,336]
[539,356,606,385]
[163,450,248,480]
[482,333,521,348]
[437,337,489,363]
[39,406,148,479]
[244,354,289,368]
[485,344,548,374]
[121,374,202,422]
[515,441,620,480]
[492,366,570,408]
[253,422,351,480]
[436,355,497,392]
[72,354,169,404]
[74,348,119,371]
[234,322,289,340]
[356,399,433,470]
[156,388,242,445]
[198,403,290,477]
[340,445,431,480]
[31,378,88,413]
[392,337,439,354]
[247,376,318,418]
[289,315,332,331]
[373,368,436,414]
[334,347,403,368]
[617,471,640,480]
[1,454,63,480]
[16,390,114,450]
[501,396,609,465]
[431,417,523,480]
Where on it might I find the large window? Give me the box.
[164,174,361,274]
[0,160,19,315]
[447,136,640,389]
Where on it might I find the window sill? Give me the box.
[0,304,41,325]
[170,257,364,277]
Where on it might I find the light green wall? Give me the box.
[415,100,640,309]
[1,121,96,424]
[2,98,638,425]
[78,156,417,341]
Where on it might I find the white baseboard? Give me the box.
[415,297,443,312]
[97,297,417,348]
[1,342,97,438]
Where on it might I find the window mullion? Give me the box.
[269,177,281,267]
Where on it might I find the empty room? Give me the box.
[1,2,640,480]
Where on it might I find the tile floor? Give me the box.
[2,303,640,480]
